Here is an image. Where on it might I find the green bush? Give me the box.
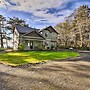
[59,45,69,49]
[51,45,55,50]
[37,45,43,50]
[18,43,25,51]
[0,48,4,51]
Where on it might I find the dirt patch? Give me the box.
[0,51,90,90]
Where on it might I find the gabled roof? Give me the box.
[21,31,45,39]
[15,25,40,34]
[39,26,59,34]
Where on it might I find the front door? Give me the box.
[30,41,33,49]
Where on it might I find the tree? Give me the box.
[7,17,28,27]
[55,19,74,48]
[7,17,29,49]
[55,5,90,49]
[7,17,29,34]
[74,5,90,47]
[0,15,6,48]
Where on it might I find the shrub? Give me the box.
[18,43,25,51]
[38,45,43,50]
[0,48,5,51]
[51,45,55,50]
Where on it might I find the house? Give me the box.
[13,25,44,50]
[6,37,13,48]
[39,26,59,49]
[0,29,7,49]
[13,25,59,50]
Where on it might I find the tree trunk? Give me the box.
[1,33,3,48]
[79,31,83,47]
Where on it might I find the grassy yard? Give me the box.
[0,51,80,66]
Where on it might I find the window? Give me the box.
[45,42,49,46]
[28,43,30,46]
[30,42,33,46]
[45,33,48,37]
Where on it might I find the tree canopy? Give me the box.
[55,5,90,49]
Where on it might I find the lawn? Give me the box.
[0,51,80,66]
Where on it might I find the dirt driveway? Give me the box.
[0,51,90,90]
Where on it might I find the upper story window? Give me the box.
[45,41,49,46]
[45,32,48,37]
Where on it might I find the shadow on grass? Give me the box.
[0,51,79,66]
[0,54,28,65]
[26,51,79,61]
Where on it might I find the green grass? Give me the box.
[0,51,80,66]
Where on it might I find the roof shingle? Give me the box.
[15,25,40,34]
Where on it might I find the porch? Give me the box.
[24,40,44,50]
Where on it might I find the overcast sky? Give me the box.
[0,0,90,29]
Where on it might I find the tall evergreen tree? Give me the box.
[7,17,29,32]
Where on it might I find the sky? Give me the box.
[0,0,90,29]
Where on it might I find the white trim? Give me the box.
[21,36,43,39]
[24,39,44,41]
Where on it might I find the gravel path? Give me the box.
[0,51,90,90]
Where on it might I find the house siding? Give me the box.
[13,28,19,50]
[40,29,58,49]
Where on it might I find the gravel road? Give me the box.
[0,51,90,90]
